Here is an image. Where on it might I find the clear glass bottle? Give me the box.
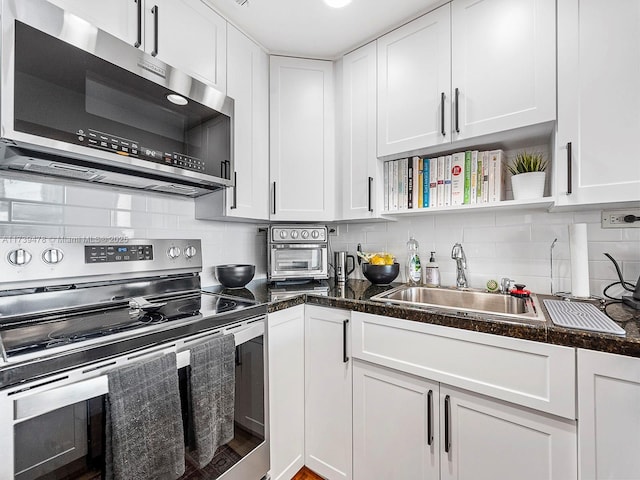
[406,236,422,285]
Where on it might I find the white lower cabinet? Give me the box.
[577,349,640,480]
[304,306,352,480]
[267,305,305,480]
[353,361,439,480]
[352,312,577,480]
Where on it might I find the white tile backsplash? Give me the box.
[339,207,640,297]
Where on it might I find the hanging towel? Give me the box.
[105,352,185,480]
[189,333,236,468]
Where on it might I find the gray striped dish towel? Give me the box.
[189,333,236,468]
[105,352,185,480]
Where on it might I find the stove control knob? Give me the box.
[290,230,299,239]
[42,248,64,265]
[311,230,320,239]
[8,248,32,266]
[184,245,197,259]
[279,230,288,239]
[167,246,181,259]
[301,230,309,239]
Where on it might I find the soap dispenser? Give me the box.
[424,251,441,287]
[406,236,422,285]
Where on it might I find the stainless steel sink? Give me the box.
[370,285,546,322]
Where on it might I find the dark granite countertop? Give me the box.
[203,279,640,358]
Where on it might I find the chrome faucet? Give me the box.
[451,243,468,288]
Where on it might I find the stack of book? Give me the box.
[383,149,507,212]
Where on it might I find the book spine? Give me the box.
[470,150,478,205]
[436,156,445,207]
[463,151,472,205]
[482,151,489,203]
[451,152,465,206]
[429,157,438,208]
[476,152,483,204]
[383,160,389,212]
[488,150,506,203]
[423,158,430,208]
[392,160,398,210]
[444,155,452,207]
[417,157,423,208]
[407,160,414,209]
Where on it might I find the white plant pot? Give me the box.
[511,172,546,200]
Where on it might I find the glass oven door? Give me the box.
[270,244,328,280]
[0,320,267,480]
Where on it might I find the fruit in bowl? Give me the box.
[357,251,396,265]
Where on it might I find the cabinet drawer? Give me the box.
[352,312,575,419]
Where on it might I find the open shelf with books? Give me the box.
[381,148,554,216]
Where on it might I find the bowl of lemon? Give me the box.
[358,252,400,285]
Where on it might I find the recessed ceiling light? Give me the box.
[324,0,352,8]
[167,93,188,106]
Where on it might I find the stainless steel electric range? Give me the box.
[0,238,268,480]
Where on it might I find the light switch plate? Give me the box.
[601,208,640,228]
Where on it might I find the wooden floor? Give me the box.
[292,466,324,480]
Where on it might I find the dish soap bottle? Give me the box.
[406,236,422,285]
[424,251,441,287]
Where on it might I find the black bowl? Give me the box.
[362,263,400,285]
[215,264,255,289]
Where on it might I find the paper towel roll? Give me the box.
[569,223,590,298]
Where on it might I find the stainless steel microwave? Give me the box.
[0,0,234,196]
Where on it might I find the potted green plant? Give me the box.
[507,151,548,200]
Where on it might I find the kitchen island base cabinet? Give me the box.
[267,305,305,480]
[577,349,640,480]
[304,306,352,480]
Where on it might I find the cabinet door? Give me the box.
[451,0,556,141]
[149,0,226,92]
[47,0,141,47]
[377,4,451,157]
[305,306,352,480]
[441,386,577,480]
[353,361,439,480]
[267,305,305,480]
[342,42,379,220]
[578,349,640,480]
[270,56,335,221]
[225,25,269,220]
[556,0,640,205]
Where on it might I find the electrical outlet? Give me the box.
[328,225,339,236]
[601,209,640,228]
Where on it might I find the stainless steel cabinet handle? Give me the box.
[441,92,446,137]
[134,0,142,48]
[342,319,349,363]
[454,88,460,134]
[231,171,237,209]
[368,176,373,212]
[566,142,572,195]
[444,394,451,453]
[151,5,159,57]
[427,389,434,446]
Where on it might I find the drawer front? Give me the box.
[352,312,575,419]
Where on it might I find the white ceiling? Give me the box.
[202,0,444,60]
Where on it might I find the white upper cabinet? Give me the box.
[377,4,451,158]
[342,42,380,220]
[47,0,227,92]
[377,0,555,158]
[555,0,640,206]
[450,0,556,142]
[195,26,269,221]
[270,56,335,221]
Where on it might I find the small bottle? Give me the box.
[406,236,422,285]
[424,251,441,287]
